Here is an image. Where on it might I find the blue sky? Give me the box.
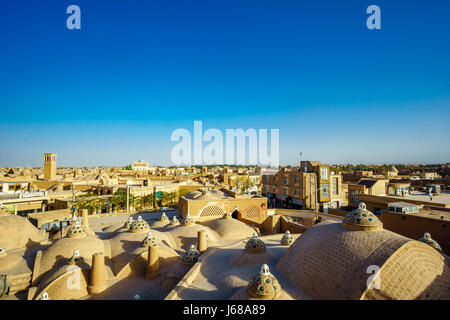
[0,0,449,167]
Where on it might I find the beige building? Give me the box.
[177,188,268,226]
[43,153,57,181]
[262,161,346,212]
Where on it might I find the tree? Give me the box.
[179,188,189,198]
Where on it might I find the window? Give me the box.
[265,186,269,192]
[284,189,289,196]
[294,189,299,196]
[321,184,329,198]
[332,177,338,195]
[284,177,289,185]
[321,167,328,180]
[265,176,269,183]
[294,176,299,184]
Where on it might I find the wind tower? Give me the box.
[43,153,57,180]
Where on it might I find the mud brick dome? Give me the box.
[276,220,450,300]
[182,244,201,265]
[67,221,86,239]
[129,216,150,233]
[142,232,157,248]
[248,264,281,300]
[181,213,194,226]
[245,233,266,254]
[281,231,294,246]
[343,202,383,231]
[419,232,442,252]
[160,212,169,222]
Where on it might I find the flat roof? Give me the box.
[388,202,418,208]
[388,191,450,205]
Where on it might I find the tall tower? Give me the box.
[44,153,57,180]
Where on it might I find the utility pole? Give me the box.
[126,185,130,213]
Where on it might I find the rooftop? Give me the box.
[388,191,450,205]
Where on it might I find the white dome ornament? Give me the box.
[40,292,49,300]
[260,264,270,276]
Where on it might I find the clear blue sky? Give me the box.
[0,0,449,167]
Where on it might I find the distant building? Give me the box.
[131,160,151,171]
[43,153,57,181]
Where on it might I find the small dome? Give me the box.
[39,292,50,300]
[0,247,6,257]
[248,264,281,300]
[223,212,232,219]
[123,217,134,230]
[160,212,169,222]
[419,232,442,252]
[182,213,194,226]
[343,202,383,231]
[66,221,87,238]
[142,232,157,247]
[281,231,294,246]
[245,233,266,254]
[68,249,84,265]
[170,216,180,226]
[129,216,150,233]
[182,244,201,265]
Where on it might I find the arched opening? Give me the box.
[232,209,239,219]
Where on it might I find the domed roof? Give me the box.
[123,216,134,229]
[160,212,169,222]
[245,233,266,254]
[182,213,194,226]
[276,220,450,300]
[223,212,232,219]
[343,202,382,231]
[419,232,442,252]
[248,264,281,300]
[0,215,48,250]
[67,221,87,238]
[39,292,50,300]
[182,244,201,265]
[170,216,180,226]
[142,232,157,247]
[281,231,294,246]
[68,250,84,265]
[129,216,150,233]
[184,189,230,201]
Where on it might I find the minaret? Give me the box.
[43,153,57,181]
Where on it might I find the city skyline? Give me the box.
[1,0,449,167]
